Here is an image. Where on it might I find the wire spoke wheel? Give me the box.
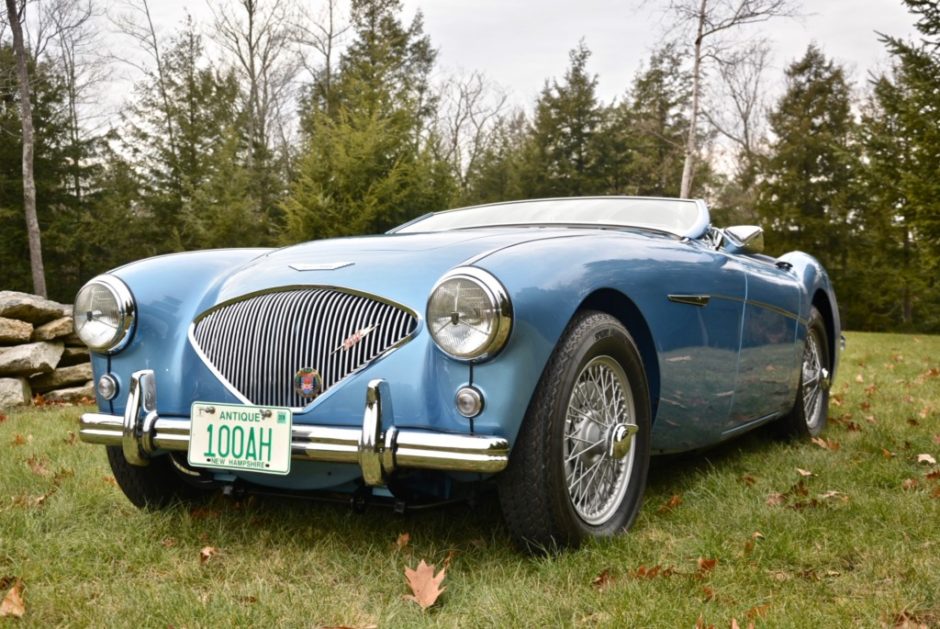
[563,355,637,526]
[801,327,828,430]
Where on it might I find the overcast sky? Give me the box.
[144,0,918,104]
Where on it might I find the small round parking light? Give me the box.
[455,386,484,418]
[97,374,119,400]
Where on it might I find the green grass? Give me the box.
[1,331,938,627]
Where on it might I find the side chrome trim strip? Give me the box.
[667,294,710,307]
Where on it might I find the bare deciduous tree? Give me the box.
[3,0,46,296]
[436,70,509,193]
[294,0,348,109]
[111,0,180,175]
[662,0,797,197]
[703,40,770,185]
[210,0,299,163]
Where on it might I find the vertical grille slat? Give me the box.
[192,288,418,408]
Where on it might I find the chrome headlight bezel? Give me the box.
[426,266,512,362]
[73,274,136,353]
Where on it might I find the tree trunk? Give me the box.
[4,0,47,297]
[680,0,707,199]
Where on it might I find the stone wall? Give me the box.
[0,291,93,408]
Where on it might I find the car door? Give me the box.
[724,254,802,433]
[648,238,747,452]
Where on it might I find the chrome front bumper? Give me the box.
[79,370,510,486]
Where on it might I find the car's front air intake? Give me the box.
[191,288,418,408]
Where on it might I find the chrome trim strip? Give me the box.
[667,294,710,307]
[708,293,805,325]
[289,262,353,271]
[79,372,509,482]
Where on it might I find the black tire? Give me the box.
[777,306,831,438]
[106,447,212,509]
[498,310,652,552]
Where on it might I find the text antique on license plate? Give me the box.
[189,402,293,475]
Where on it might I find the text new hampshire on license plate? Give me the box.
[189,402,292,475]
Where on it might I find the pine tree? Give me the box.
[756,46,861,324]
[285,0,453,240]
[523,41,605,197]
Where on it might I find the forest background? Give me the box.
[1,0,938,332]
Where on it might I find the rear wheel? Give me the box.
[107,447,212,508]
[498,311,651,551]
[778,307,831,438]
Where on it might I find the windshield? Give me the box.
[393,197,708,237]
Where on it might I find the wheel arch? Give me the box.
[577,289,661,423]
[812,289,837,373]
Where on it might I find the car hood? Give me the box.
[209,228,601,310]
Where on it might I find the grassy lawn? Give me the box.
[1,331,938,627]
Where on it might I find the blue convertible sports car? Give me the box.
[76,196,840,549]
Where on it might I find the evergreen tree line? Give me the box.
[1,0,938,332]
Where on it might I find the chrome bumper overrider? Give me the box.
[79,370,509,486]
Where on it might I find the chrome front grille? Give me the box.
[191,288,418,408]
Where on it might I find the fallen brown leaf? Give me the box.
[926,471,940,481]
[746,604,770,620]
[697,557,718,575]
[908,418,920,427]
[796,468,813,477]
[766,492,785,506]
[739,474,757,486]
[0,412,7,424]
[932,487,940,499]
[916,453,936,465]
[902,478,918,491]
[846,421,861,432]
[0,580,25,618]
[403,560,446,610]
[695,616,715,629]
[64,431,76,445]
[199,546,219,564]
[811,437,839,451]
[631,564,675,579]
[442,549,457,570]
[591,568,613,590]
[26,455,51,478]
[882,448,895,459]
[12,434,27,446]
[818,490,847,502]
[752,531,765,540]
[161,538,177,548]
[102,476,117,486]
[855,373,864,383]
[395,532,411,551]
[701,586,715,601]
[658,494,682,513]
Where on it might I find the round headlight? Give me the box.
[73,275,136,353]
[427,267,512,361]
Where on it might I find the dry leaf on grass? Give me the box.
[739,474,757,486]
[591,568,613,590]
[934,435,940,446]
[731,618,756,629]
[855,373,865,383]
[766,492,786,506]
[199,546,219,564]
[658,494,683,513]
[395,532,410,551]
[0,580,25,618]
[811,436,839,451]
[697,557,717,575]
[796,468,813,477]
[902,478,918,491]
[0,412,7,424]
[26,455,51,478]
[403,560,446,610]
[916,453,936,465]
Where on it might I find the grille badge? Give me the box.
[333,324,379,354]
[293,368,323,399]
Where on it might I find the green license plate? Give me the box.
[188,402,292,475]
